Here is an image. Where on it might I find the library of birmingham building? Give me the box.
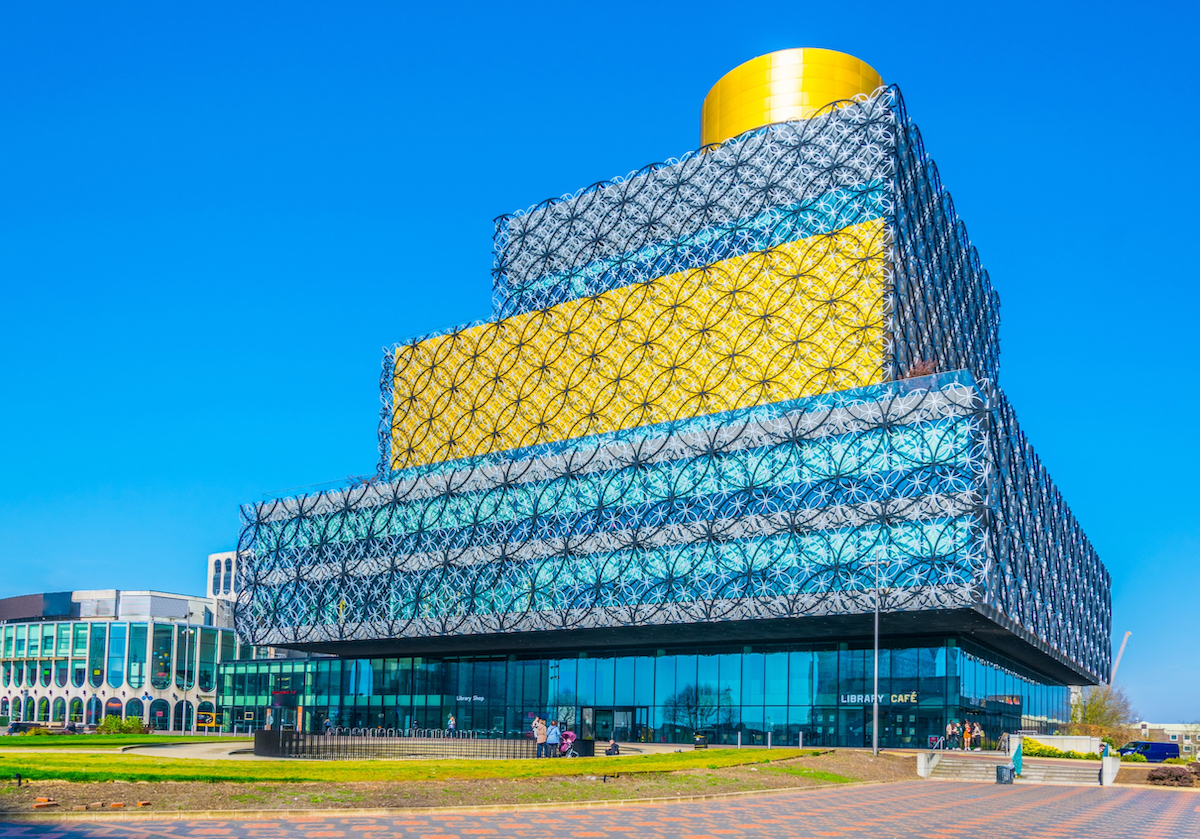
[229,49,1110,748]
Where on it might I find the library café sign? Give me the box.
[839,692,919,705]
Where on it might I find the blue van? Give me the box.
[1119,741,1181,763]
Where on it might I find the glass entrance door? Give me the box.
[612,709,633,741]
[582,707,645,742]
[595,709,614,742]
[273,706,297,731]
[838,707,868,747]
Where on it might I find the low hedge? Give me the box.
[1021,738,1100,761]
[1147,765,1194,787]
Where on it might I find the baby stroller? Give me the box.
[559,730,579,758]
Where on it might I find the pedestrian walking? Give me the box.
[535,717,548,758]
[945,721,954,748]
[546,719,562,757]
[447,713,456,734]
[324,717,333,737]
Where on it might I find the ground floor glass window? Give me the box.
[216,636,1071,746]
[173,699,193,732]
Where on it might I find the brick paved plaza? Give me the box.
[2,782,1198,839]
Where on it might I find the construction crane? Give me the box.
[1110,631,1132,683]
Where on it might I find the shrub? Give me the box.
[1020,738,1100,760]
[1147,765,1194,787]
[1123,752,1148,763]
[1188,762,1200,777]
[22,727,51,736]
[1164,757,1189,765]
[96,715,148,735]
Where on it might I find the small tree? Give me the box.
[1069,684,1137,745]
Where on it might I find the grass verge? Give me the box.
[0,748,820,784]
[0,734,251,750]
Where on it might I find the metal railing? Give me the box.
[926,736,945,761]
[255,729,536,761]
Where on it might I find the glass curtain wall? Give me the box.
[198,629,217,692]
[217,638,1071,744]
[106,624,127,689]
[127,624,148,689]
[87,624,106,688]
[150,625,173,689]
[175,628,196,690]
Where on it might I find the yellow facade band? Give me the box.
[701,48,883,146]
[390,219,891,471]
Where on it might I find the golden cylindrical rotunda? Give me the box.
[701,48,883,146]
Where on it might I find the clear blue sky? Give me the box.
[2,2,1196,721]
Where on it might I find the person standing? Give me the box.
[975,723,986,751]
[324,717,333,737]
[546,720,562,757]
[945,721,954,748]
[447,713,456,734]
[535,717,548,758]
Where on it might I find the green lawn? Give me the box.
[0,747,821,783]
[0,734,251,750]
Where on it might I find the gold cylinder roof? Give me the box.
[701,48,883,146]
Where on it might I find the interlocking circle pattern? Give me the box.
[235,88,1109,685]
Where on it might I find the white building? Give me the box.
[1136,721,1200,756]
[0,587,264,731]
[206,551,240,602]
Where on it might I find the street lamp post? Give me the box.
[872,554,880,757]
[181,624,196,735]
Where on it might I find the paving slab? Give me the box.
[2,779,1198,837]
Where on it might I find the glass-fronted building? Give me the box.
[227,49,1110,747]
[0,589,263,731]
[220,638,1068,747]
